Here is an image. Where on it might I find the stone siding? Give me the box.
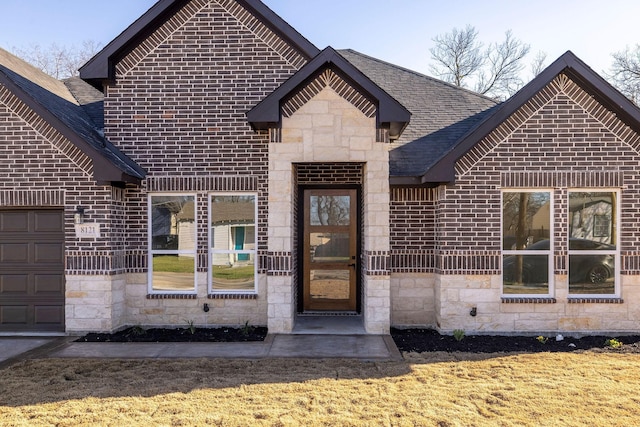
[272,86,391,333]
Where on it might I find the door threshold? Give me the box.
[298,311,359,317]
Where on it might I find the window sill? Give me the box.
[147,293,197,299]
[501,297,556,304]
[208,293,258,300]
[568,297,623,304]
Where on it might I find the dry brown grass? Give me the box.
[1,352,639,426]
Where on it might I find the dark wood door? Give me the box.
[303,189,358,311]
[0,209,65,332]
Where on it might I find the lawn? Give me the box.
[212,265,254,280]
[152,255,194,273]
[1,352,639,426]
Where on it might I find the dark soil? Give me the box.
[76,326,268,343]
[391,328,640,354]
[76,326,640,354]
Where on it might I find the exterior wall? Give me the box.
[390,274,436,327]
[271,86,391,334]
[432,74,640,334]
[96,0,307,330]
[0,84,126,333]
[124,273,267,327]
[65,275,126,332]
[435,274,640,334]
[389,187,437,328]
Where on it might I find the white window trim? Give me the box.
[567,188,620,298]
[148,193,198,294]
[208,192,258,294]
[501,189,554,298]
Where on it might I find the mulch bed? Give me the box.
[76,326,268,343]
[76,325,640,354]
[391,327,640,353]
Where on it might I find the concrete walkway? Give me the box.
[0,334,402,368]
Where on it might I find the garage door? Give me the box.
[0,209,65,332]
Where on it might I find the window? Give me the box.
[502,191,552,296]
[148,194,196,293]
[593,215,610,238]
[209,194,257,293]
[568,190,618,296]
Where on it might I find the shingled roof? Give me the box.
[64,76,105,130]
[422,51,640,183]
[338,50,499,184]
[0,48,145,185]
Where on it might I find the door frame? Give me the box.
[297,185,362,313]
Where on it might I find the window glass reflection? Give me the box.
[310,196,350,226]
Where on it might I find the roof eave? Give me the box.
[237,0,319,59]
[420,50,640,185]
[0,71,145,186]
[389,176,422,186]
[79,0,320,89]
[79,0,181,86]
[247,47,411,133]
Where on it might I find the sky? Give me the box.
[1,0,639,80]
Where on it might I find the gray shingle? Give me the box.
[0,48,144,181]
[338,49,499,177]
[64,76,104,130]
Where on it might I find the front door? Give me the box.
[303,189,358,311]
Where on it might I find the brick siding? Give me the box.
[0,86,120,269]
[390,74,640,276]
[104,0,306,274]
[390,187,437,273]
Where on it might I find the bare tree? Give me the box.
[12,40,101,79]
[475,30,530,97]
[429,26,531,100]
[607,45,640,104]
[313,196,350,226]
[429,25,484,88]
[529,50,548,78]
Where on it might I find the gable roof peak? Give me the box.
[418,50,640,184]
[247,46,411,138]
[0,46,145,184]
[79,0,320,89]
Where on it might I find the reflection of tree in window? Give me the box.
[311,196,350,226]
[502,191,551,292]
[503,192,550,249]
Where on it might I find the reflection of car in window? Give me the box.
[503,238,614,284]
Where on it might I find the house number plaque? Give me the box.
[75,223,101,238]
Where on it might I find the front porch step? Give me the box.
[292,315,366,335]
